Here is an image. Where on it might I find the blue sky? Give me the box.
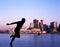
[0,0,60,30]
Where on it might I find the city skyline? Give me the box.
[0,0,60,30]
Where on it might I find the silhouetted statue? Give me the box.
[10,43,13,47]
[7,18,25,45]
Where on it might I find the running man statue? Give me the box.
[7,18,25,45]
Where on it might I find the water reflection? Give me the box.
[33,34,60,47]
[0,34,60,47]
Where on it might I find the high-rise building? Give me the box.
[44,24,50,33]
[33,19,38,23]
[30,23,34,28]
[57,24,60,32]
[50,22,57,32]
[33,19,39,28]
[39,20,44,31]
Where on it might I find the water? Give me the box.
[0,34,60,47]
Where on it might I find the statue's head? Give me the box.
[22,18,25,22]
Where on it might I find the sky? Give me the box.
[0,0,60,30]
